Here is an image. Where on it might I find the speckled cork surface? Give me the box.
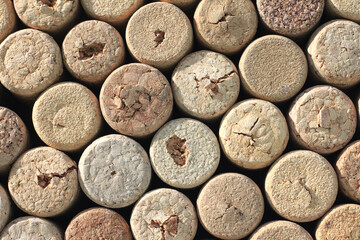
[0,184,11,233]
[326,0,360,23]
[0,0,16,43]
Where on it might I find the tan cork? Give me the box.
[0,0,16,43]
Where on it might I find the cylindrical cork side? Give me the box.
[197,173,264,239]
[171,50,240,120]
[0,184,11,233]
[100,63,173,138]
[33,82,102,152]
[288,85,357,154]
[326,0,360,23]
[307,20,360,88]
[65,208,132,240]
[63,20,125,85]
[0,0,16,43]
[239,35,308,102]
[193,0,258,55]
[126,2,193,71]
[265,150,338,222]
[149,118,220,189]
[130,188,198,240]
[160,0,199,10]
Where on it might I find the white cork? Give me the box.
[171,50,240,120]
[0,0,16,43]
[326,0,360,23]
[130,188,198,240]
[149,118,220,189]
[0,184,11,233]
[159,0,199,10]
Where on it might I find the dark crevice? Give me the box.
[154,29,165,48]
[78,42,105,60]
[39,0,57,7]
[37,166,77,188]
[166,135,189,166]
[150,215,179,240]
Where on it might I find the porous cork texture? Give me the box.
[126,2,193,71]
[149,118,220,189]
[193,0,258,54]
[159,0,198,10]
[63,20,125,85]
[0,0,16,43]
[100,63,173,138]
[239,35,308,102]
[197,173,264,239]
[131,188,197,240]
[219,99,289,170]
[288,85,357,154]
[0,184,11,232]
[0,29,63,99]
[33,82,102,152]
[257,0,324,37]
[326,0,360,23]
[78,134,151,208]
[8,147,79,217]
[65,208,132,240]
[171,50,240,120]
[307,20,360,88]
[265,150,338,222]
[316,204,360,239]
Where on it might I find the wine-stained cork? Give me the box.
[0,0,16,43]
[288,85,357,154]
[126,2,193,71]
[63,20,125,85]
[171,50,240,120]
[0,184,11,232]
[193,0,258,55]
[0,29,63,100]
[159,0,199,10]
[265,150,338,222]
[8,147,79,217]
[326,0,360,23]
[33,82,102,152]
[239,35,308,102]
[65,208,132,240]
[100,63,173,138]
[197,173,264,239]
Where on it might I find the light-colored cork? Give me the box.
[159,0,199,10]
[8,146,79,217]
[171,50,240,120]
[100,63,173,138]
[193,0,258,55]
[126,2,193,71]
[239,35,308,102]
[0,0,16,43]
[288,85,357,154]
[33,82,102,152]
[0,184,11,233]
[219,99,289,170]
[326,0,360,23]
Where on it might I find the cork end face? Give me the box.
[0,185,11,233]
[0,0,17,43]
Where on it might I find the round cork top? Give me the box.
[160,0,198,9]
[65,208,132,240]
[265,150,338,222]
[149,118,220,189]
[0,29,63,99]
[257,0,324,37]
[0,184,11,232]
[172,50,240,120]
[33,82,102,152]
[288,85,357,154]
[219,99,289,170]
[0,0,16,43]
[100,63,173,138]
[239,35,308,102]
[326,0,360,23]
[79,134,151,208]
[125,2,193,70]
[63,20,125,84]
[8,146,79,217]
[193,0,258,54]
[307,20,360,88]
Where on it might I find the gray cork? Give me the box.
[326,0,360,23]
[159,0,199,10]
[0,184,11,233]
[0,0,16,43]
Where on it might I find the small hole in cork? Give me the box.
[111,171,116,176]
[38,0,57,7]
[78,42,105,60]
[166,135,189,166]
[37,174,52,188]
[154,29,165,48]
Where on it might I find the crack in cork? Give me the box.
[78,42,105,60]
[38,0,57,7]
[37,166,77,188]
[154,30,165,48]
[214,203,243,220]
[195,71,236,94]
[166,135,189,166]
[150,215,179,240]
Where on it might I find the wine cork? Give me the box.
[265,150,338,222]
[171,50,240,120]
[0,29,63,100]
[326,0,360,23]
[33,82,102,152]
[63,20,125,85]
[0,0,16,43]
[130,188,197,240]
[307,20,360,88]
[197,173,264,239]
[126,2,193,71]
[288,85,357,154]
[65,208,132,240]
[239,35,308,102]
[100,63,173,138]
[193,0,258,55]
[78,134,151,208]
[159,0,199,10]
[0,184,11,232]
[219,99,289,170]
[149,118,220,189]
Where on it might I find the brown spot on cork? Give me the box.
[150,215,179,240]
[78,43,105,60]
[166,135,189,166]
[317,106,331,128]
[154,30,165,47]
[39,0,57,7]
[37,166,77,188]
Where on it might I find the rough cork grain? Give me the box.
[0,0,16,43]
[326,0,360,23]
[265,150,338,222]
[0,184,11,233]
[160,0,198,10]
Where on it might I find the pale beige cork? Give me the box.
[100,63,173,138]
[193,0,258,55]
[0,184,11,233]
[63,20,125,85]
[159,0,199,10]
[126,2,193,71]
[0,0,16,43]
[326,0,360,23]
[239,35,308,102]
[8,146,79,217]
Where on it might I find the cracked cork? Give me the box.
[0,184,11,233]
[0,0,16,43]
[326,0,360,23]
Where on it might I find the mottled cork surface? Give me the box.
[0,0,16,43]
[326,0,360,23]
[0,184,11,233]
[160,0,199,9]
